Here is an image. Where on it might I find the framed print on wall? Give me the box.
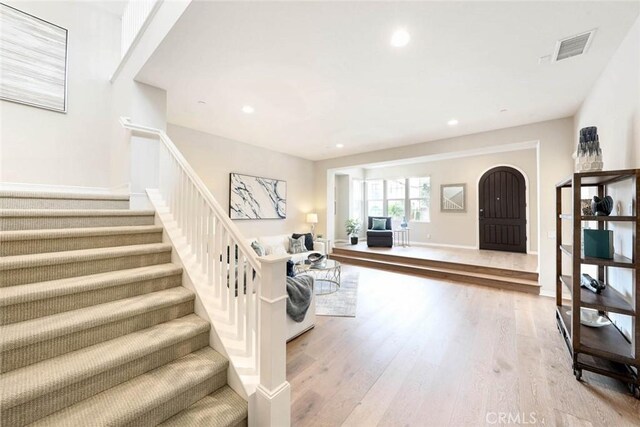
[229,173,287,220]
[0,4,68,112]
[441,183,466,212]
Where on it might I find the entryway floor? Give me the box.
[334,242,538,273]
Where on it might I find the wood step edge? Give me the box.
[330,253,540,291]
[331,249,539,281]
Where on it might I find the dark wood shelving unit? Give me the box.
[556,168,640,398]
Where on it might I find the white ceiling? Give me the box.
[136,1,639,161]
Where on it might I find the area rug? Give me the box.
[315,273,358,317]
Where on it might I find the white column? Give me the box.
[255,254,291,427]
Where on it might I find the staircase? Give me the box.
[0,191,248,426]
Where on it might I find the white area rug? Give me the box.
[315,273,358,317]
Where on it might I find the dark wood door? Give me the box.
[479,166,527,253]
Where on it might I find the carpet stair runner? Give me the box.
[0,191,248,426]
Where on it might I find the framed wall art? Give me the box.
[229,173,287,220]
[0,4,68,112]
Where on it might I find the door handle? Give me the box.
[479,209,484,219]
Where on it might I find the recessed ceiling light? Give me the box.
[336,144,344,148]
[447,119,459,126]
[390,28,410,47]
[197,100,206,104]
[242,105,255,114]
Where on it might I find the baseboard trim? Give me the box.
[539,289,555,298]
[0,181,130,195]
[409,241,478,250]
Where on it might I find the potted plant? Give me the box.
[345,218,361,245]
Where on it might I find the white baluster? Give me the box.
[229,239,236,325]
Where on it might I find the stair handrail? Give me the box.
[119,116,261,273]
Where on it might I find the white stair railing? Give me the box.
[120,117,291,426]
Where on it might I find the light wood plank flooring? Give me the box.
[334,243,538,273]
[286,265,639,426]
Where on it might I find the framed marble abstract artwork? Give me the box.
[0,4,68,112]
[229,173,287,220]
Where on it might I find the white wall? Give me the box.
[575,15,640,170]
[361,149,538,251]
[167,124,315,239]
[315,118,575,295]
[0,1,121,188]
[575,16,640,339]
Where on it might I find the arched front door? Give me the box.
[478,166,527,253]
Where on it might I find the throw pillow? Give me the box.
[292,233,313,251]
[265,244,287,256]
[288,235,307,254]
[251,240,266,257]
[372,218,387,230]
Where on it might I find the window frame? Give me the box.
[364,176,431,224]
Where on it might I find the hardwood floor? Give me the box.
[334,243,538,273]
[286,265,640,427]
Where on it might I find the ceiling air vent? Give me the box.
[553,30,596,61]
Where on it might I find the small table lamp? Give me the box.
[306,213,318,238]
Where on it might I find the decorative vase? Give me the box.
[350,236,358,245]
[591,195,613,216]
[575,126,603,172]
[400,217,408,228]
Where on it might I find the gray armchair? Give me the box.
[366,216,393,247]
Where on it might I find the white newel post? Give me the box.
[255,254,291,427]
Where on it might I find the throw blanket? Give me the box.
[286,275,314,322]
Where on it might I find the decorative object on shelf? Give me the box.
[580,273,606,294]
[307,252,326,268]
[567,308,612,328]
[583,229,614,259]
[591,195,613,216]
[345,218,361,245]
[575,126,603,172]
[400,216,408,228]
[0,4,68,112]
[440,183,466,212]
[317,234,323,239]
[615,201,622,216]
[229,173,286,219]
[306,213,318,238]
[581,199,593,216]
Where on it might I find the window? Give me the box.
[364,177,430,223]
[409,177,431,222]
[386,179,405,219]
[366,180,384,216]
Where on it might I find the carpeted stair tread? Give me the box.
[0,190,130,201]
[0,264,182,308]
[0,209,154,217]
[0,243,172,271]
[0,287,194,352]
[159,386,248,427]
[0,225,163,241]
[29,347,228,427]
[0,314,210,409]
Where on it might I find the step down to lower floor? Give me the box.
[29,347,229,427]
[331,252,540,295]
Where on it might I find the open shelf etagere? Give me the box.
[556,168,640,398]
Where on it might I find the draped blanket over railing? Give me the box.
[120,117,291,426]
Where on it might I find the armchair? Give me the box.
[366,216,393,247]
